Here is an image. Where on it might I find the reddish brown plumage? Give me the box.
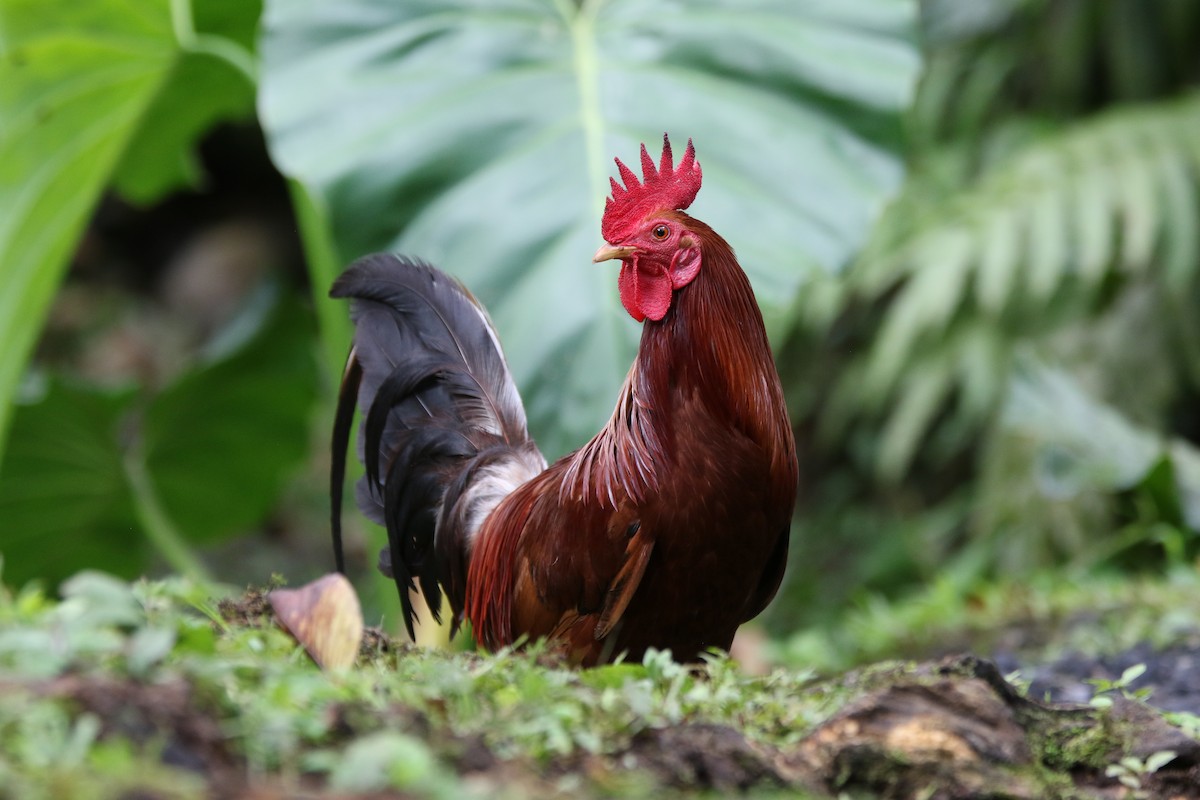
[332,136,797,665]
[465,211,797,664]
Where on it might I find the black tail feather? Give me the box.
[362,356,456,492]
[381,424,474,640]
[330,356,362,575]
[329,254,542,639]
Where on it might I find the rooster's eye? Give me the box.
[651,225,669,241]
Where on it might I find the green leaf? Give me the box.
[1006,361,1163,498]
[60,571,145,628]
[192,0,263,51]
[1071,134,1114,283]
[326,732,446,794]
[1168,441,1200,530]
[259,0,919,456]
[0,382,143,586]
[142,293,320,543]
[877,356,953,479]
[125,624,177,675]
[1156,141,1200,293]
[289,179,351,374]
[0,0,170,469]
[110,50,255,203]
[0,0,259,465]
[1003,359,1200,532]
[1025,164,1067,300]
[1118,662,1147,686]
[974,206,1022,313]
[1144,749,1177,774]
[111,0,261,203]
[111,0,260,203]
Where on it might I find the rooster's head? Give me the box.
[593,134,704,323]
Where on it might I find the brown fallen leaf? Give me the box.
[269,573,364,671]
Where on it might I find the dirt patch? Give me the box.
[31,675,243,793]
[620,723,790,792]
[358,625,396,659]
[565,655,1200,798]
[784,656,1200,799]
[995,639,1200,713]
[217,580,280,627]
[792,673,1040,797]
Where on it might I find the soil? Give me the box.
[994,639,1200,715]
[27,675,246,797]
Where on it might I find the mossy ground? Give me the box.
[1,571,1199,798]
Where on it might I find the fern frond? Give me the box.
[840,92,1200,477]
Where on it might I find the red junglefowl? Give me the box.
[330,134,797,665]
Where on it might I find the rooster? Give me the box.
[330,135,797,665]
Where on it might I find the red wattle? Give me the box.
[618,258,672,322]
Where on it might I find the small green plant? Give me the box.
[1163,711,1200,739]
[1004,669,1031,698]
[1104,750,1176,797]
[1088,664,1152,708]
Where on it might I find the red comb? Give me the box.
[601,134,702,243]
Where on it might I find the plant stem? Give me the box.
[559,0,606,219]
[169,0,258,84]
[289,179,350,382]
[124,451,211,582]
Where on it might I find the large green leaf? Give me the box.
[0,0,171,470]
[259,0,919,456]
[0,382,143,585]
[0,0,257,466]
[110,53,255,204]
[111,0,262,202]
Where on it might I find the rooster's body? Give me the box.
[331,136,797,664]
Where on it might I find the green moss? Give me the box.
[1035,719,1108,771]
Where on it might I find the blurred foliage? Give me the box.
[0,294,318,586]
[778,566,1200,674]
[770,0,1200,645]
[0,0,259,465]
[258,0,920,458]
[0,0,325,592]
[841,93,1200,479]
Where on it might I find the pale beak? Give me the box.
[592,244,636,263]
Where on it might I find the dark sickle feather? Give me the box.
[329,355,363,575]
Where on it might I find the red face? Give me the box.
[593,215,702,322]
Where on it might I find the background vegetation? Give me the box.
[1,0,1198,672]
